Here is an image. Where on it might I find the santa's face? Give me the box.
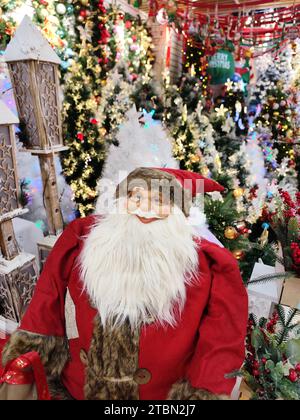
[126,187,173,223]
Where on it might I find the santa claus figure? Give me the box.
[1,168,248,400]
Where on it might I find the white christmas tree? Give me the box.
[102,105,178,181]
[96,105,178,213]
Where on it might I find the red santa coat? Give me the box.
[7,215,248,400]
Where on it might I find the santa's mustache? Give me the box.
[128,207,165,219]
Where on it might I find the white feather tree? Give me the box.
[95,105,178,214]
[102,105,178,182]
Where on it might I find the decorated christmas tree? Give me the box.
[255,84,295,163]
[163,75,221,176]
[211,78,249,140]
[60,0,111,217]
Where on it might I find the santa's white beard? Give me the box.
[78,204,199,329]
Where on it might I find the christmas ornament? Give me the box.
[236,221,246,232]
[232,250,245,260]
[224,226,238,240]
[190,154,200,163]
[288,369,298,383]
[99,127,107,137]
[225,79,234,91]
[259,228,269,247]
[233,188,244,198]
[80,0,89,5]
[215,104,229,118]
[79,10,87,18]
[56,3,66,15]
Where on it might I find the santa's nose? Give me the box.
[137,198,150,212]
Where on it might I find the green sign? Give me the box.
[208,49,235,85]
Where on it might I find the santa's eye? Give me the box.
[130,192,142,202]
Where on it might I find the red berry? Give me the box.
[253,369,260,377]
[288,369,298,382]
[295,363,300,374]
[253,361,259,369]
[261,358,267,364]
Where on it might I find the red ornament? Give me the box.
[79,10,87,18]
[77,132,84,141]
[295,363,300,374]
[90,118,98,125]
[288,369,298,383]
[253,360,259,369]
[125,21,132,29]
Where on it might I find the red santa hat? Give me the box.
[153,168,224,196]
[116,167,224,217]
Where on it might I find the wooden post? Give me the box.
[33,152,63,235]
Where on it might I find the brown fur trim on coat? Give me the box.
[167,379,229,400]
[84,315,140,400]
[47,378,74,400]
[2,330,69,379]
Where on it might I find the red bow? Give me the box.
[0,352,50,400]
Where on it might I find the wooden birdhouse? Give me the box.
[3,15,67,153]
[0,100,39,323]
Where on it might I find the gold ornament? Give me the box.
[232,250,245,260]
[259,228,269,247]
[224,227,238,240]
[273,111,279,117]
[190,154,200,163]
[233,188,244,198]
[80,0,89,5]
[99,127,107,136]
